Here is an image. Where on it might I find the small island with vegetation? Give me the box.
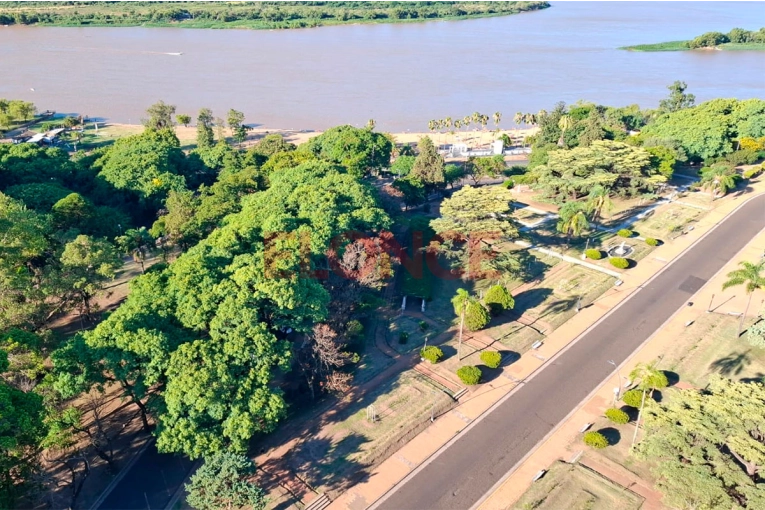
[621,26,765,52]
[0,1,550,30]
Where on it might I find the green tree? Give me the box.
[532,140,661,201]
[659,81,696,113]
[410,136,445,189]
[722,259,765,336]
[556,201,589,244]
[469,155,505,185]
[305,125,392,178]
[431,186,518,240]
[392,175,426,210]
[483,285,514,315]
[390,155,415,178]
[156,320,290,458]
[143,100,176,130]
[95,128,189,204]
[51,192,95,233]
[227,109,250,146]
[636,376,765,509]
[629,361,668,396]
[557,114,573,147]
[0,351,46,509]
[700,164,738,198]
[585,185,614,228]
[196,108,215,149]
[186,452,267,510]
[176,114,191,127]
[60,235,121,320]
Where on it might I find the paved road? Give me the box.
[376,194,765,510]
[97,440,194,510]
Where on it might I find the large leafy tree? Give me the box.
[532,140,661,201]
[305,125,392,178]
[143,100,176,130]
[94,128,189,204]
[637,376,765,509]
[185,452,267,510]
[659,80,696,113]
[59,235,121,321]
[430,186,518,240]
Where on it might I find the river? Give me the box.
[1,1,763,131]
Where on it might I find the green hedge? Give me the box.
[457,365,482,385]
[617,228,633,238]
[583,431,608,449]
[480,351,502,369]
[622,389,644,408]
[585,249,602,260]
[609,257,629,269]
[605,408,630,424]
[420,346,444,364]
[644,237,659,246]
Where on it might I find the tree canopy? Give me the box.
[305,125,392,178]
[637,376,765,509]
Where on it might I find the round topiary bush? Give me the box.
[419,320,428,332]
[484,285,514,316]
[605,408,630,425]
[346,320,364,339]
[645,237,659,247]
[420,345,444,364]
[609,257,629,269]
[622,389,644,408]
[617,229,633,238]
[457,365,482,385]
[398,332,409,344]
[465,301,491,331]
[585,249,602,260]
[583,431,609,449]
[480,351,502,369]
[502,179,514,189]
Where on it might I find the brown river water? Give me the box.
[1,1,763,131]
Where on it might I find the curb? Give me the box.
[89,437,154,510]
[367,191,765,510]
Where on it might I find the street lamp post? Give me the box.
[607,359,623,400]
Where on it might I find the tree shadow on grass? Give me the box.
[663,370,680,387]
[740,373,765,384]
[599,427,622,446]
[710,351,751,377]
[538,296,578,319]
[287,433,371,496]
[512,288,553,315]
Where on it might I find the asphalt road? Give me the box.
[376,193,765,510]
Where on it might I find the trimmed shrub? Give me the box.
[465,301,491,331]
[585,249,602,260]
[743,166,763,179]
[609,257,629,269]
[418,320,428,332]
[456,365,482,385]
[398,332,409,344]
[605,408,630,425]
[420,346,444,364]
[583,431,609,449]
[502,179,514,189]
[622,389,644,408]
[480,351,502,369]
[617,228,633,238]
[645,237,659,246]
[484,285,514,316]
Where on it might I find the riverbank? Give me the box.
[0,1,550,30]
[621,41,765,52]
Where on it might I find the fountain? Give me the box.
[607,240,634,258]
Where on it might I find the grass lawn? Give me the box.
[630,203,703,241]
[659,313,765,387]
[387,315,447,355]
[512,461,644,510]
[290,371,453,496]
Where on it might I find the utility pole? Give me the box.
[607,359,623,399]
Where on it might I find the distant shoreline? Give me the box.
[0,1,550,31]
[621,41,765,52]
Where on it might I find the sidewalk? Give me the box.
[476,199,765,510]
[329,183,765,510]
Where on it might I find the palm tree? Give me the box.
[513,112,524,133]
[556,202,589,246]
[557,114,573,147]
[463,115,472,143]
[586,185,614,230]
[629,361,668,396]
[493,111,502,130]
[722,260,765,336]
[701,165,738,199]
